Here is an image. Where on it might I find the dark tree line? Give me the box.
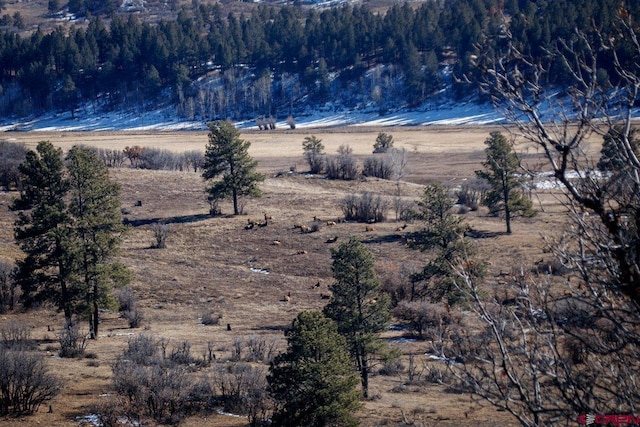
[0,0,637,118]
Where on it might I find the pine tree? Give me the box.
[323,237,391,398]
[202,121,264,215]
[66,146,131,339]
[407,182,480,305]
[11,142,77,324]
[268,311,361,427]
[475,131,535,234]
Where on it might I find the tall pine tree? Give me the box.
[66,146,130,339]
[323,237,391,398]
[12,142,77,324]
[202,121,264,215]
[475,131,535,234]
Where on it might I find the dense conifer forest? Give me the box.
[0,0,637,120]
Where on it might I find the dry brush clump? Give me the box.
[341,191,389,223]
[109,334,275,425]
[0,322,62,416]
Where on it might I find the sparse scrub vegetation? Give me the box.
[58,322,88,358]
[0,347,63,416]
[341,191,388,223]
[151,222,170,249]
[326,144,358,180]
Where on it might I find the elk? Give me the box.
[365,225,375,232]
[281,292,291,302]
[325,236,338,243]
[326,221,336,226]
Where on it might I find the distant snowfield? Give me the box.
[0,101,505,132]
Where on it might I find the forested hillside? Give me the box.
[0,0,637,121]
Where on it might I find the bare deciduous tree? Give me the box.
[449,13,640,426]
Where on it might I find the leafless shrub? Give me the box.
[212,362,270,423]
[93,147,127,168]
[245,336,278,363]
[341,191,388,223]
[363,155,394,179]
[137,148,180,170]
[455,181,487,211]
[393,301,461,340]
[123,334,161,366]
[115,286,143,328]
[0,347,62,416]
[326,145,358,180]
[58,322,87,358]
[287,115,296,129]
[170,340,194,365]
[151,222,170,249]
[1,320,33,350]
[183,150,205,172]
[230,337,243,362]
[378,357,405,376]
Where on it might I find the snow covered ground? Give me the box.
[0,101,505,132]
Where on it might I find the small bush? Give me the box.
[58,322,87,358]
[183,150,204,172]
[393,301,461,340]
[341,191,388,223]
[326,145,358,180]
[151,222,170,249]
[115,286,143,328]
[373,132,394,153]
[363,155,394,179]
[379,357,405,376]
[1,320,33,350]
[170,340,194,365]
[0,348,63,416]
[124,307,144,328]
[455,182,486,211]
[137,148,180,170]
[212,362,270,423]
[123,334,160,366]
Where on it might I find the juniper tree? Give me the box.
[475,131,534,234]
[202,121,264,215]
[268,311,361,427]
[323,237,391,398]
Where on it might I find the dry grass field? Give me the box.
[0,126,599,427]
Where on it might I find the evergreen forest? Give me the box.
[0,0,637,120]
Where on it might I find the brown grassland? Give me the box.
[0,126,601,427]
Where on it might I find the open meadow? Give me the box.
[0,126,601,427]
